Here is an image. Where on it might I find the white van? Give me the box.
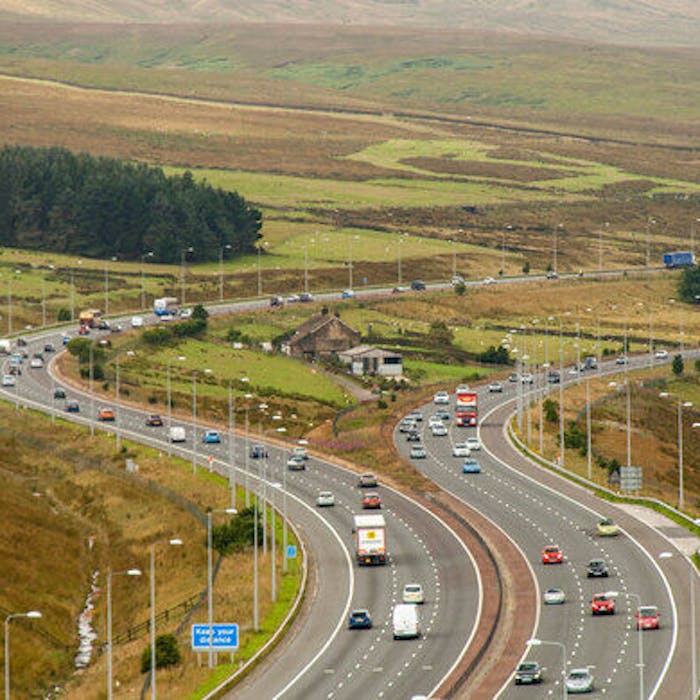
[131,316,144,328]
[392,604,421,640]
[169,426,186,443]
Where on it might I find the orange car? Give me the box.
[97,407,116,422]
[542,545,564,564]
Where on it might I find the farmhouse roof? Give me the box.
[288,312,358,346]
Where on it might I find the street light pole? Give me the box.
[89,344,95,437]
[180,247,193,307]
[219,245,231,303]
[558,338,565,467]
[228,381,236,510]
[5,611,42,700]
[192,371,197,474]
[527,638,566,700]
[141,251,153,310]
[150,539,182,698]
[397,235,403,285]
[626,377,632,469]
[253,491,259,631]
[586,375,592,479]
[257,245,262,297]
[107,568,141,700]
[116,355,121,451]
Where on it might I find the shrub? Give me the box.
[172,318,207,338]
[564,420,586,451]
[57,308,71,322]
[479,345,510,365]
[454,282,466,296]
[191,304,209,321]
[141,633,181,673]
[377,399,388,409]
[522,261,530,274]
[543,398,558,423]
[211,507,261,554]
[672,354,684,376]
[143,326,173,346]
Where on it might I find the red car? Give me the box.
[591,593,615,615]
[542,545,564,564]
[77,326,90,335]
[636,606,660,630]
[362,492,382,509]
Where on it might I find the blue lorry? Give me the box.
[663,251,695,268]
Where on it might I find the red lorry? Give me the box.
[455,385,478,427]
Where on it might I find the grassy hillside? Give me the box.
[0,402,301,698]
[1,0,699,46]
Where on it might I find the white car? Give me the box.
[565,668,594,693]
[428,416,443,428]
[131,315,144,328]
[483,276,495,285]
[615,355,628,365]
[2,374,16,387]
[433,391,450,405]
[30,357,44,369]
[431,423,448,437]
[402,583,425,604]
[452,442,471,457]
[520,373,533,384]
[543,588,566,605]
[465,436,481,451]
[488,381,503,393]
[451,275,465,286]
[654,349,668,360]
[316,491,335,507]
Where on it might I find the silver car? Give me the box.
[316,491,335,507]
[565,668,594,693]
[543,587,566,605]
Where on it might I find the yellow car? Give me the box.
[597,518,620,537]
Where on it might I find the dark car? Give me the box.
[16,337,27,347]
[250,444,269,459]
[8,365,21,376]
[546,370,561,384]
[410,280,426,291]
[348,609,372,629]
[269,296,284,307]
[53,388,66,400]
[97,320,111,330]
[587,559,609,578]
[65,401,80,413]
[434,408,450,421]
[514,661,542,685]
[406,430,421,442]
[146,414,163,427]
[43,343,55,353]
[299,292,314,303]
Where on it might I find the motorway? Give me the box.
[2,325,481,700]
[394,355,698,699]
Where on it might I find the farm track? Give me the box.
[2,72,699,153]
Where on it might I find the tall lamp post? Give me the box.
[206,510,236,668]
[659,393,693,509]
[166,355,187,456]
[276,426,289,572]
[607,590,644,700]
[180,247,193,307]
[5,610,42,700]
[141,251,154,311]
[107,568,141,700]
[7,269,20,335]
[527,638,566,700]
[104,256,117,316]
[149,539,183,699]
[219,244,231,303]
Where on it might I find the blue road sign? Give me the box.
[286,545,297,559]
[191,623,239,651]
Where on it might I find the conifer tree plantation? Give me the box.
[0,145,262,262]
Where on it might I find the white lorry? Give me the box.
[353,514,387,566]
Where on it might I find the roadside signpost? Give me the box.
[191,623,239,665]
